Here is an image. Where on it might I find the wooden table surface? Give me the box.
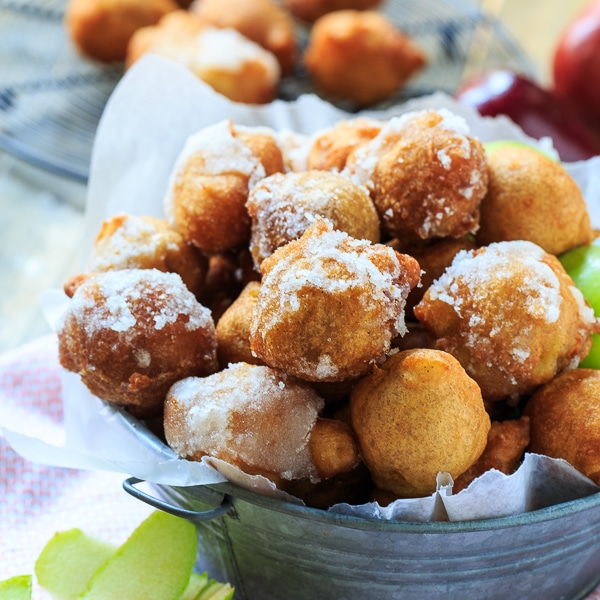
[0,0,595,353]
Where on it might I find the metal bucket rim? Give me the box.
[196,481,600,533]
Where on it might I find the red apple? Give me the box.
[455,70,600,162]
[553,0,600,127]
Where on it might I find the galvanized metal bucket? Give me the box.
[124,477,600,600]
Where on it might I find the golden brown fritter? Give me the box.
[57,269,218,417]
[190,0,297,75]
[306,117,383,172]
[246,169,380,268]
[87,213,207,298]
[165,121,283,254]
[303,10,426,107]
[66,0,178,62]
[368,110,489,241]
[215,281,263,368]
[249,219,421,382]
[127,11,281,104]
[414,240,598,402]
[476,145,594,255]
[350,348,490,498]
[524,368,600,485]
[453,416,531,493]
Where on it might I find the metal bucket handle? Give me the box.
[123,477,233,522]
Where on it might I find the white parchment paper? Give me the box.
[4,55,600,521]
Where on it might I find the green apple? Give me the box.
[35,528,116,600]
[560,242,600,369]
[484,140,557,161]
[80,511,198,600]
[0,575,31,600]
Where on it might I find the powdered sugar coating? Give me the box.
[164,119,266,221]
[343,108,470,189]
[428,241,562,324]
[246,170,379,267]
[164,363,324,482]
[189,27,280,79]
[415,240,598,401]
[59,269,213,336]
[250,219,419,381]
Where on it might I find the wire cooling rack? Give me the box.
[0,0,535,183]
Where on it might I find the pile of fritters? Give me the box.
[65,0,426,107]
[56,109,600,507]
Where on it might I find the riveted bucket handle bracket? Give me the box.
[123,477,233,522]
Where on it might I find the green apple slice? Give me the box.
[181,572,209,600]
[80,511,197,600]
[35,529,116,600]
[0,575,32,600]
[196,579,235,600]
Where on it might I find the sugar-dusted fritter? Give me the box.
[86,213,207,298]
[453,416,531,493]
[476,144,595,255]
[246,169,380,268]
[350,348,490,498]
[66,0,177,62]
[303,10,426,107]
[414,240,598,402]
[249,218,421,382]
[57,269,218,417]
[401,236,477,317]
[524,368,600,485]
[164,362,326,486]
[190,0,297,75]
[165,120,283,254]
[349,109,489,241]
[127,12,281,104]
[306,117,383,172]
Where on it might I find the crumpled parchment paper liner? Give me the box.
[4,54,600,521]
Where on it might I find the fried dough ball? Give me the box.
[350,348,490,498]
[476,145,594,255]
[127,13,281,104]
[453,416,531,493]
[65,0,178,63]
[246,170,380,268]
[165,121,282,254]
[164,362,325,486]
[86,213,207,298]
[57,269,218,417]
[304,10,426,107]
[403,236,477,316]
[284,0,382,24]
[249,218,421,382]
[126,9,204,66]
[306,117,383,172]
[309,417,362,480]
[524,369,600,484]
[414,240,598,402]
[353,109,489,241]
[216,281,263,367]
[190,0,297,75]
